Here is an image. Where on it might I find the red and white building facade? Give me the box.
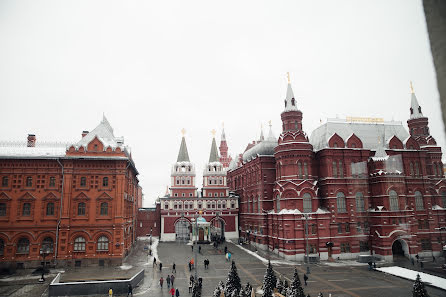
[159,133,239,242]
[228,81,446,261]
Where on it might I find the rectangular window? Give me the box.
[345,223,350,233]
[356,222,362,233]
[420,239,432,250]
[311,224,317,234]
[339,160,344,178]
[0,203,6,216]
[332,161,337,178]
[340,243,351,253]
[337,223,343,233]
[49,177,56,187]
[359,241,369,252]
[22,203,31,216]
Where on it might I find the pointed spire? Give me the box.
[267,120,276,141]
[221,122,226,141]
[283,73,298,112]
[209,135,219,163]
[101,113,114,134]
[259,124,265,141]
[409,82,424,119]
[177,131,190,162]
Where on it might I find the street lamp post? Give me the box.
[39,247,50,282]
[302,214,311,274]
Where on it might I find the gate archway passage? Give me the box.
[210,218,225,239]
[175,219,191,241]
[392,239,409,258]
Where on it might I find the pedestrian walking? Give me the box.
[188,262,192,271]
[367,261,372,271]
[190,275,194,282]
[188,279,193,293]
[153,257,157,267]
[176,288,180,297]
[420,261,424,269]
[199,245,201,254]
[160,277,164,288]
[304,274,308,286]
[433,255,436,262]
[415,254,419,262]
[225,252,229,261]
[170,287,175,297]
[172,263,176,273]
[224,246,227,254]
[160,262,163,271]
[191,245,193,252]
[411,258,415,266]
[108,287,113,297]
[203,259,207,269]
[127,284,133,297]
[167,275,171,288]
[228,252,232,262]
[171,274,175,287]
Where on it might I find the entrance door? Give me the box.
[392,240,405,257]
[199,228,204,241]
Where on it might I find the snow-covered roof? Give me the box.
[309,118,409,152]
[283,83,299,113]
[208,137,219,162]
[177,136,190,162]
[0,141,69,158]
[410,92,424,119]
[74,115,125,150]
[242,137,278,162]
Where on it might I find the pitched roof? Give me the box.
[410,92,424,119]
[310,118,409,152]
[177,136,190,162]
[75,115,124,149]
[283,83,299,113]
[208,137,220,162]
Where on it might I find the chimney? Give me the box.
[82,131,89,138]
[27,134,36,147]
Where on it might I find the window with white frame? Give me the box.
[336,192,346,213]
[389,190,399,211]
[355,192,365,212]
[414,191,424,210]
[74,237,86,252]
[303,193,312,213]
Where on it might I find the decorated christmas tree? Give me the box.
[213,281,225,297]
[225,261,242,296]
[413,274,430,297]
[244,282,252,296]
[262,260,277,297]
[238,287,247,297]
[317,293,324,297]
[287,268,305,297]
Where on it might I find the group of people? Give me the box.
[203,258,210,269]
[107,284,133,297]
[159,275,180,296]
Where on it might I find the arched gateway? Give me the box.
[175,219,191,241]
[392,239,409,258]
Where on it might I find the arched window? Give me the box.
[102,177,108,187]
[46,202,54,216]
[80,177,87,186]
[336,192,346,213]
[0,239,4,256]
[100,202,108,215]
[74,237,86,251]
[17,238,29,254]
[0,203,6,216]
[298,162,302,178]
[22,203,31,216]
[415,162,420,177]
[26,177,32,187]
[438,163,443,177]
[304,162,308,178]
[97,236,109,251]
[332,161,338,178]
[415,191,424,210]
[355,192,365,212]
[338,161,344,178]
[2,176,8,187]
[410,162,414,177]
[42,237,54,253]
[78,202,86,216]
[49,177,56,187]
[276,194,280,211]
[389,190,399,211]
[303,193,312,213]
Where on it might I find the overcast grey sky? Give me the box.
[0,0,444,207]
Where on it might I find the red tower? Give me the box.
[219,125,232,168]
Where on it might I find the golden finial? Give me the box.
[181,128,186,136]
[211,129,216,136]
[287,72,290,84]
[410,81,414,94]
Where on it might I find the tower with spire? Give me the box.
[203,130,229,198]
[219,123,232,168]
[170,129,197,198]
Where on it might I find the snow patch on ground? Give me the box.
[321,260,367,267]
[376,266,446,290]
[229,240,299,266]
[119,264,133,270]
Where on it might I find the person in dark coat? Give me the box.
[176,288,180,297]
[188,262,192,271]
[167,275,171,288]
[153,257,157,267]
[199,246,201,254]
[303,274,308,286]
[160,277,164,288]
[127,284,133,297]
[411,258,415,266]
[172,263,176,273]
[159,262,163,271]
[420,261,424,269]
[224,246,227,254]
[171,274,175,287]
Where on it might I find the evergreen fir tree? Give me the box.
[413,274,430,297]
[225,261,242,296]
[317,293,323,297]
[238,287,247,297]
[284,279,289,290]
[262,260,277,297]
[213,281,225,297]
[287,268,305,297]
[276,279,284,295]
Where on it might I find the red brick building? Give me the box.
[228,81,446,261]
[159,132,239,241]
[136,205,160,238]
[0,117,140,269]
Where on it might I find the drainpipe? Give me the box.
[55,159,64,267]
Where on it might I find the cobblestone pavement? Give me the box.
[0,239,445,296]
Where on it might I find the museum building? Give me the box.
[0,116,141,269]
[227,80,446,261]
